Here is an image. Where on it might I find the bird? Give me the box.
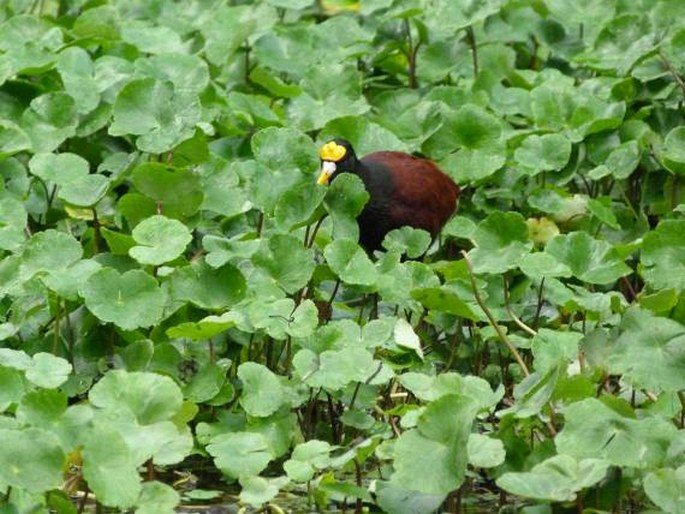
[317,139,460,253]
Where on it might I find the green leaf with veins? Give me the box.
[238,362,286,418]
[393,395,478,495]
[110,78,200,153]
[545,231,631,284]
[129,215,192,265]
[605,307,685,392]
[82,424,142,509]
[514,133,572,174]
[80,268,165,331]
[497,455,610,502]
[0,428,65,493]
[169,261,246,310]
[324,239,378,286]
[555,398,677,468]
[207,432,274,479]
[642,220,685,292]
[467,212,532,274]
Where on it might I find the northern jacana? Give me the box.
[317,139,460,253]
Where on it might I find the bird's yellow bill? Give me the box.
[317,161,336,185]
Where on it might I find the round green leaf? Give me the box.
[57,47,99,114]
[169,261,246,309]
[137,481,181,514]
[581,14,656,75]
[644,466,685,514]
[21,92,78,152]
[251,126,318,173]
[238,362,285,418]
[514,133,572,174]
[0,120,31,157]
[29,152,87,185]
[411,287,478,320]
[440,146,506,183]
[109,78,200,153]
[324,238,377,286]
[496,455,609,502]
[135,54,210,96]
[642,220,685,291]
[120,20,185,54]
[589,141,640,180]
[131,162,203,218]
[399,372,501,411]
[383,227,431,258]
[80,268,165,331]
[240,476,289,507]
[393,395,477,495]
[207,432,273,479]
[16,389,67,426]
[89,370,183,424]
[287,64,370,131]
[25,353,72,389]
[318,116,410,157]
[252,234,315,294]
[452,103,502,150]
[274,181,326,231]
[0,428,65,493]
[467,212,532,274]
[555,398,677,469]
[0,367,25,408]
[201,5,263,66]
[0,192,26,251]
[467,434,505,469]
[661,126,685,175]
[183,363,227,403]
[246,298,318,340]
[41,258,102,300]
[521,254,572,283]
[60,174,110,207]
[20,229,83,279]
[82,424,141,509]
[284,440,331,482]
[72,5,120,41]
[323,173,369,241]
[531,329,583,372]
[294,346,378,390]
[545,231,631,284]
[375,480,445,514]
[166,313,237,341]
[129,215,192,265]
[605,307,685,392]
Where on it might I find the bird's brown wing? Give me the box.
[362,151,459,238]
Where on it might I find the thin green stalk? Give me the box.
[461,252,530,377]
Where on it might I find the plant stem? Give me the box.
[532,277,545,330]
[256,211,264,237]
[306,216,326,248]
[465,26,479,76]
[52,300,61,355]
[91,207,102,254]
[403,19,420,89]
[503,276,537,336]
[659,49,685,99]
[353,458,363,514]
[461,251,530,377]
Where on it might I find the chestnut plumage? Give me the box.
[317,139,460,252]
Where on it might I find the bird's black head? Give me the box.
[317,138,359,186]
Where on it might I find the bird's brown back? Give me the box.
[362,151,459,238]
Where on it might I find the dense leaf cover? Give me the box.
[1,0,684,512]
